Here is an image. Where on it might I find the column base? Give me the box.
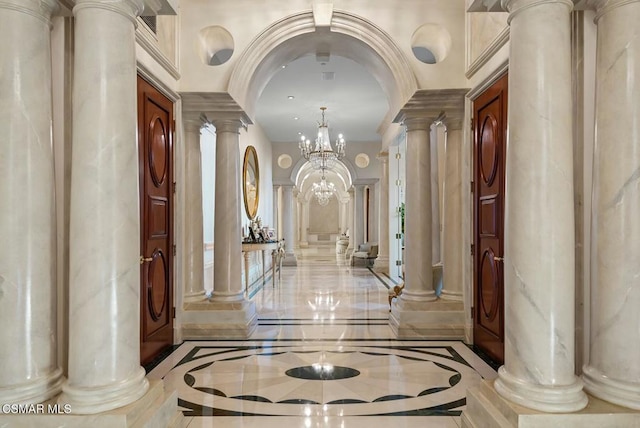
[583,365,640,410]
[282,252,297,266]
[58,367,148,415]
[440,289,463,302]
[462,379,640,428]
[372,256,389,273]
[182,299,257,339]
[495,366,587,413]
[183,290,207,303]
[389,298,465,339]
[1,380,183,428]
[0,367,63,405]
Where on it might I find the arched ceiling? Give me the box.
[255,54,387,144]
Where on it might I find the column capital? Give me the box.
[0,0,58,24]
[394,88,468,130]
[182,112,206,134]
[589,0,640,22]
[74,0,144,25]
[501,0,573,22]
[376,151,389,163]
[182,92,252,131]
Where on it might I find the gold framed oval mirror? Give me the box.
[242,145,259,219]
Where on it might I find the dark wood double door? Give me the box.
[472,73,507,364]
[137,75,174,364]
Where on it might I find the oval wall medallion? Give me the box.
[355,153,370,168]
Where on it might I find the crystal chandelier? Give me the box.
[312,171,336,206]
[299,107,346,170]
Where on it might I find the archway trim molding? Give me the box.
[227,8,418,123]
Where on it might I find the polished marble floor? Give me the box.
[149,252,497,427]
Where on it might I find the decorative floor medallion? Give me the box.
[156,341,490,417]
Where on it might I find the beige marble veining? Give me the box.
[497,0,586,413]
[584,0,640,410]
[0,0,63,405]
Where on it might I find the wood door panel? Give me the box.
[148,197,168,238]
[473,73,507,364]
[138,75,174,365]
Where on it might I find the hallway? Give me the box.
[148,261,497,427]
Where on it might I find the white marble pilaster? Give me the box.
[441,122,464,301]
[293,189,300,249]
[60,0,149,414]
[0,0,63,405]
[353,185,365,247]
[277,186,283,240]
[494,0,587,413]
[281,185,297,265]
[182,114,206,302]
[373,153,390,272]
[300,198,309,247]
[583,0,640,411]
[347,188,355,254]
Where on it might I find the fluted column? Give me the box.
[583,0,640,411]
[494,0,586,413]
[60,0,149,414]
[212,119,246,301]
[373,153,390,272]
[0,0,63,405]
[397,117,436,301]
[282,185,297,265]
[183,114,206,302]
[441,121,464,301]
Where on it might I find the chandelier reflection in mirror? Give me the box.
[312,170,336,206]
[299,107,346,171]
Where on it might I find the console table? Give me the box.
[241,240,283,294]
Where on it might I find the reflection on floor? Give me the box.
[148,256,497,427]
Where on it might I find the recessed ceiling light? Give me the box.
[287,95,295,100]
[281,65,286,69]
[293,117,299,120]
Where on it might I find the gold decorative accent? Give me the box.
[140,256,153,264]
[388,282,405,311]
[242,145,260,220]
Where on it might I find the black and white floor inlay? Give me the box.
[150,340,494,418]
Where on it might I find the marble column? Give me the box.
[583,0,640,411]
[494,0,587,412]
[373,153,390,272]
[183,114,206,302]
[441,122,464,301]
[293,190,300,250]
[395,117,436,302]
[347,188,355,254]
[212,119,249,301]
[0,0,63,405]
[281,185,297,265]
[300,198,309,247]
[430,125,442,266]
[353,185,365,247]
[60,0,149,414]
[277,186,283,240]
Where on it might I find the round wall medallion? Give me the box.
[277,154,293,169]
[355,153,370,168]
